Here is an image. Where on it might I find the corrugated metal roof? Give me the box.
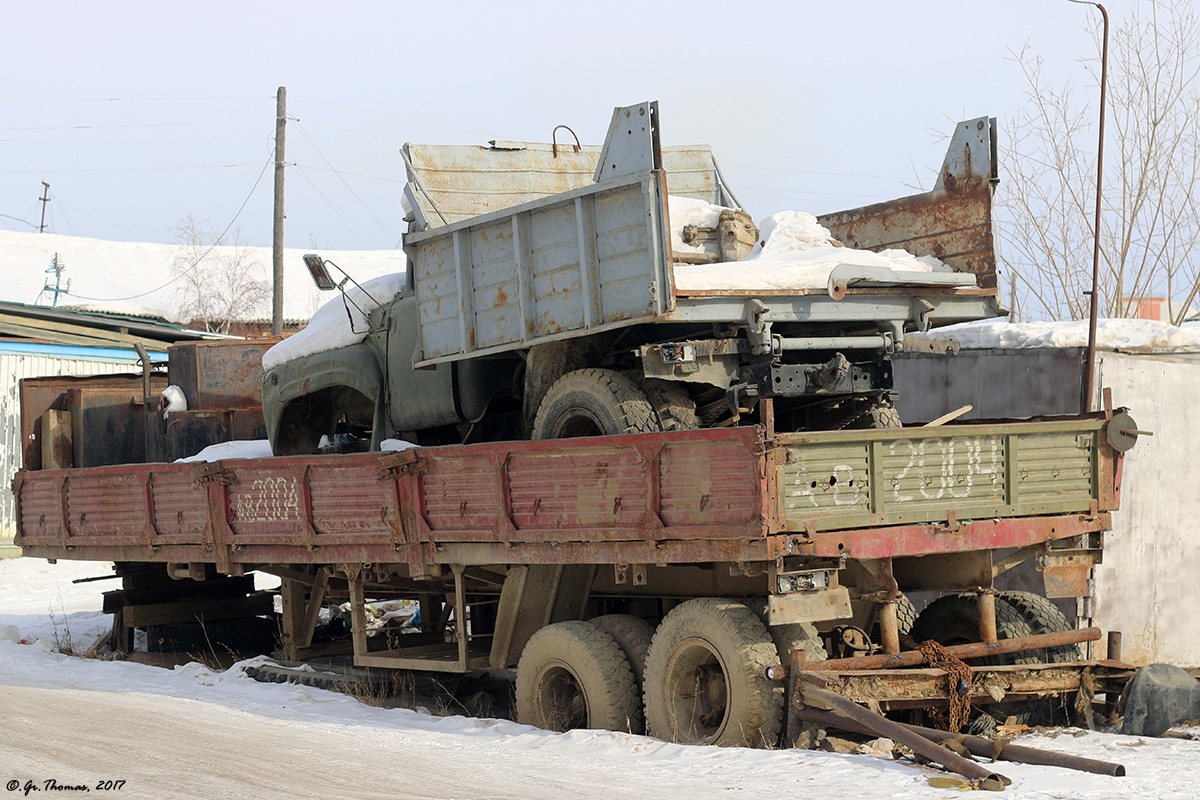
[0,300,232,352]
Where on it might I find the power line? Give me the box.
[723,162,909,181]
[0,96,270,101]
[291,99,507,138]
[65,154,274,302]
[0,117,271,131]
[0,163,264,174]
[0,213,37,229]
[293,121,398,242]
[0,136,269,143]
[292,165,396,255]
[293,163,406,183]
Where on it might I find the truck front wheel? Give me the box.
[532,369,661,439]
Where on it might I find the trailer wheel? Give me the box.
[532,369,661,439]
[643,598,782,747]
[515,621,641,733]
[628,376,700,432]
[590,615,655,686]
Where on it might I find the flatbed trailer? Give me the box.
[13,408,1139,750]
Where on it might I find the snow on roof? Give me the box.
[261,272,408,371]
[0,228,404,324]
[911,318,1200,351]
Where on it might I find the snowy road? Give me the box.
[2,559,1198,800]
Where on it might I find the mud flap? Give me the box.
[1120,663,1200,737]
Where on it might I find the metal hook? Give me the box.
[551,124,581,158]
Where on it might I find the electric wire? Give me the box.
[291,99,505,138]
[293,121,398,242]
[0,213,37,229]
[291,164,396,258]
[0,117,271,131]
[64,153,274,302]
[0,163,262,174]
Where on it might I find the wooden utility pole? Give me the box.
[272,87,287,336]
[38,182,50,233]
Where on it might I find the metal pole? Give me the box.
[1072,1,1109,412]
[38,182,50,233]
[272,87,287,337]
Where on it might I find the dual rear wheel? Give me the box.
[515,598,823,747]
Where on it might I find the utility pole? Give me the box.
[272,86,287,336]
[38,182,50,233]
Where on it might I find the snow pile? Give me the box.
[175,439,276,463]
[0,228,404,323]
[911,318,1200,351]
[666,195,725,256]
[671,208,953,293]
[262,272,408,370]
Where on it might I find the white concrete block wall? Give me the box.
[1092,352,1200,666]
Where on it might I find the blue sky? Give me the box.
[0,1,1106,253]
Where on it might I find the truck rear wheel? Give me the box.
[628,376,700,432]
[515,621,642,733]
[589,614,654,686]
[532,369,661,439]
[643,598,782,747]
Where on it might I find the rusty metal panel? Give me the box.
[819,117,998,290]
[166,340,272,410]
[402,142,731,228]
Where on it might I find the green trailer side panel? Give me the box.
[779,421,1101,532]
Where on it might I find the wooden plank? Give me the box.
[41,409,73,470]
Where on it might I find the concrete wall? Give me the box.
[892,348,1200,666]
[0,351,136,557]
[1091,352,1200,666]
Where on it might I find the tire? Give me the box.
[998,591,1080,662]
[643,598,782,747]
[744,598,829,663]
[847,399,902,430]
[515,621,641,733]
[870,594,918,645]
[627,376,700,432]
[911,594,1065,731]
[590,615,655,686]
[532,369,661,439]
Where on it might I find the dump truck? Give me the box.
[263,101,1003,455]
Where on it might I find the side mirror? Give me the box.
[303,253,338,291]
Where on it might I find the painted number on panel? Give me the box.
[235,477,300,522]
[889,436,1001,502]
[790,464,863,507]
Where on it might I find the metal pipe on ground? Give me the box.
[795,678,1010,790]
[794,707,1126,777]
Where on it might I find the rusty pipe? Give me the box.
[767,627,1102,676]
[795,679,1009,789]
[878,598,901,655]
[978,589,998,644]
[795,707,1125,777]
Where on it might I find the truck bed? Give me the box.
[14,415,1125,572]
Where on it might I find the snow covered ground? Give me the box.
[2,558,1199,799]
[913,317,1200,351]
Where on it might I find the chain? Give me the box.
[917,640,973,733]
